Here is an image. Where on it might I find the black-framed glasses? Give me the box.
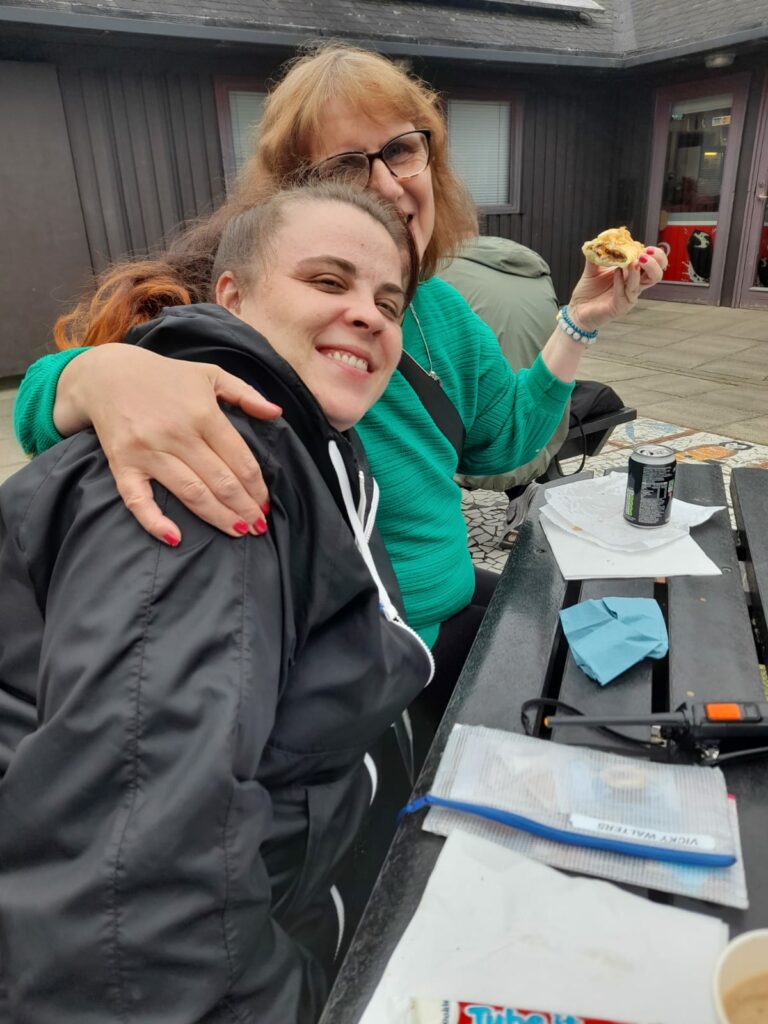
[311,130,432,187]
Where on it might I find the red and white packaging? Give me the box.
[409,999,638,1024]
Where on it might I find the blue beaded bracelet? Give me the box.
[556,305,599,345]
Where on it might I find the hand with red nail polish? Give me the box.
[51,345,280,547]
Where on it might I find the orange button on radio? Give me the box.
[704,702,743,721]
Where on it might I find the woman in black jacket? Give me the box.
[0,182,432,1024]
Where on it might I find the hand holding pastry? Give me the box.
[567,226,668,333]
[540,227,668,384]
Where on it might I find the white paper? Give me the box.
[543,473,724,552]
[360,831,727,1024]
[540,515,722,580]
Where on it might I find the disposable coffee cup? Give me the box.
[713,929,768,1023]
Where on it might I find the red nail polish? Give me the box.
[163,532,179,548]
[639,255,648,263]
[262,500,271,516]
[233,520,249,535]
[645,247,654,254]
[254,518,268,535]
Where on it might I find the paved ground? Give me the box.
[0,384,21,485]
[580,298,768,445]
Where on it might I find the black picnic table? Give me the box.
[320,461,768,1024]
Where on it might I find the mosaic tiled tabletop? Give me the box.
[463,416,768,575]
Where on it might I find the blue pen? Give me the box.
[400,793,737,868]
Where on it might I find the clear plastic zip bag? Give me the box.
[421,725,747,908]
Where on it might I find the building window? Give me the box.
[447,99,522,211]
[215,82,266,189]
[229,90,266,173]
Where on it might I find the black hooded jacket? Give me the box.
[0,305,432,1023]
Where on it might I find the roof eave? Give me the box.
[0,4,766,70]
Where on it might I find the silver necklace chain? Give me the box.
[408,303,441,384]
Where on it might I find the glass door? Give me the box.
[735,74,768,309]
[644,76,749,304]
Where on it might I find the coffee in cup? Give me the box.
[713,929,768,1024]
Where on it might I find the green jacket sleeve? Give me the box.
[459,352,573,477]
[13,348,89,457]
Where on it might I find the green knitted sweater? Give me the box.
[14,277,572,646]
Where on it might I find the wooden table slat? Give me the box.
[668,464,763,705]
[555,577,656,748]
[731,466,768,663]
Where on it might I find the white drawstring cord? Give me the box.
[363,479,379,544]
[363,753,378,806]
[329,885,346,961]
[357,469,367,526]
[327,441,434,682]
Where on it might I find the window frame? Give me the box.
[215,79,525,215]
[214,77,269,191]
[445,93,524,215]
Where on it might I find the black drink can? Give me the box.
[624,444,676,527]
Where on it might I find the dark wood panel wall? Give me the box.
[476,87,624,301]
[0,61,92,375]
[424,60,635,299]
[57,67,226,274]
[3,31,764,377]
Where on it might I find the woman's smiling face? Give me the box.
[307,100,436,262]
[216,199,406,431]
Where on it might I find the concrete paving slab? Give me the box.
[657,314,762,336]
[692,383,768,415]
[624,347,702,370]
[603,383,684,408]
[593,322,638,339]
[0,392,17,414]
[579,356,663,384]
[695,344,768,378]
[607,327,695,349]
[714,416,768,446]
[618,306,689,328]
[636,397,752,430]
[645,300,711,315]
[622,371,722,398]
[660,333,755,357]
[717,317,768,342]
[591,337,658,360]
[0,435,26,469]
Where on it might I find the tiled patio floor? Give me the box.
[463,415,768,575]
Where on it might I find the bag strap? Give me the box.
[397,351,465,460]
[557,411,593,475]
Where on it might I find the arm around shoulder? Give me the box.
[13,347,88,456]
